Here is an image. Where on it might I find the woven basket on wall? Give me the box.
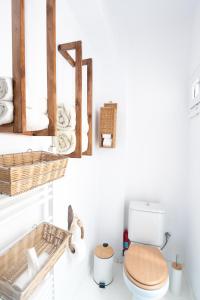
[0,151,68,196]
[99,103,117,148]
[0,223,70,300]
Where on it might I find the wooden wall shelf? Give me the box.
[0,0,57,136]
[82,58,93,156]
[58,41,83,158]
[0,0,26,134]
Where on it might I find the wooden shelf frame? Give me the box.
[26,0,57,136]
[82,58,93,156]
[0,0,26,134]
[58,41,83,158]
[0,0,57,136]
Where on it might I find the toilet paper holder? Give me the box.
[68,205,85,253]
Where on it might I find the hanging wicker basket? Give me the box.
[0,223,70,300]
[0,151,68,196]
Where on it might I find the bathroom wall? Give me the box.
[184,1,200,299]
[95,0,196,262]
[123,1,194,262]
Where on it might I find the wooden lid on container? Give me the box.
[95,243,114,259]
[124,244,168,287]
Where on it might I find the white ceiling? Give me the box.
[66,0,198,53]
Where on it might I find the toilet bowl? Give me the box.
[123,244,169,300]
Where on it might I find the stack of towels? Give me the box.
[0,77,14,125]
[55,103,89,154]
[0,77,49,131]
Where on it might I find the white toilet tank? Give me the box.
[128,201,165,247]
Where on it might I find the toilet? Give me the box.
[123,201,169,300]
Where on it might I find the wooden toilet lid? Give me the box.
[124,244,168,289]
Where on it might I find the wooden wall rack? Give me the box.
[58,41,83,158]
[26,0,57,136]
[0,0,57,136]
[0,0,26,134]
[82,58,93,156]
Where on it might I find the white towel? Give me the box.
[57,104,76,130]
[0,77,13,101]
[26,108,49,131]
[55,130,76,154]
[0,101,13,125]
[14,252,49,290]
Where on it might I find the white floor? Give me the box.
[72,263,194,300]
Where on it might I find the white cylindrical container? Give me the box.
[93,243,114,288]
[170,262,183,296]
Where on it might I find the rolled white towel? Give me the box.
[55,130,76,154]
[0,77,13,101]
[26,108,49,131]
[0,101,13,125]
[57,104,76,130]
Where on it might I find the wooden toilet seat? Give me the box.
[124,244,168,291]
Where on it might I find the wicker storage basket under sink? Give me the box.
[0,223,70,300]
[0,151,68,196]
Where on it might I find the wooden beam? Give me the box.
[0,124,14,133]
[58,48,75,67]
[12,0,26,133]
[82,58,93,156]
[32,129,49,136]
[58,41,77,51]
[46,0,57,136]
[68,41,82,158]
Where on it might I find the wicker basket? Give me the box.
[0,151,68,196]
[99,103,117,148]
[0,223,70,300]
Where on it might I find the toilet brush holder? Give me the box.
[170,261,183,296]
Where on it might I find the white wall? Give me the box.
[98,0,195,262]
[185,2,200,299]
[123,1,192,262]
